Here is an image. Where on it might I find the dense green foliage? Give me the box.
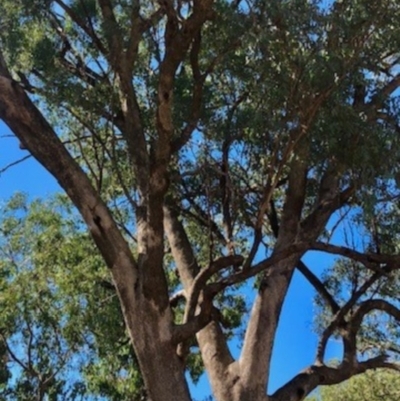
[0,194,145,400]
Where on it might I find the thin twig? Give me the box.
[0,155,32,175]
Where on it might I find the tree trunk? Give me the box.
[0,72,191,401]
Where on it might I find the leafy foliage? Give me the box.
[0,194,144,400]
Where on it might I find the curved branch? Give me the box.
[183,254,244,324]
[311,241,400,272]
[172,254,246,350]
[164,204,235,370]
[169,289,186,307]
[316,272,382,363]
[271,355,391,401]
[208,242,309,294]
[352,299,400,331]
[172,289,214,345]
[0,332,32,374]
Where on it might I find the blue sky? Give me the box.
[0,123,59,198]
[0,120,342,399]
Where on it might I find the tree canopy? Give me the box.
[0,1,400,401]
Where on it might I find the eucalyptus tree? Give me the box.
[1,1,400,401]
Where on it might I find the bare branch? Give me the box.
[0,332,34,376]
[316,272,383,364]
[311,241,400,272]
[164,204,200,288]
[297,260,340,314]
[184,254,244,323]
[164,203,235,374]
[267,196,340,314]
[54,0,107,55]
[380,361,400,371]
[208,242,310,294]
[271,355,391,401]
[352,299,400,331]
[0,154,32,175]
[172,290,214,345]
[170,251,244,345]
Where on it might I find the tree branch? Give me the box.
[351,299,400,332]
[297,260,340,314]
[163,203,236,389]
[54,0,107,55]
[368,74,400,108]
[183,255,244,325]
[172,288,214,345]
[0,154,32,175]
[271,355,391,401]
[170,31,204,153]
[97,0,124,64]
[268,195,340,314]
[311,241,400,273]
[316,271,383,364]
[300,168,346,238]
[169,289,186,307]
